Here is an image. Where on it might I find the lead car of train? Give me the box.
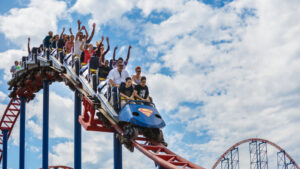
[8,48,167,151]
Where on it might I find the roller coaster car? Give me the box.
[118,100,165,129]
[107,86,167,147]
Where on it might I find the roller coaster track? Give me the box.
[212,138,300,169]
[0,98,20,162]
[0,52,205,169]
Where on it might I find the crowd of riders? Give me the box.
[11,20,152,107]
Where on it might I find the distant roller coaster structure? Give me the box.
[0,47,299,169]
[212,138,299,169]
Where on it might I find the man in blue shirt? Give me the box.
[43,31,53,49]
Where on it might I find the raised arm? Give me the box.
[125,45,132,63]
[113,46,118,61]
[27,37,31,55]
[82,26,89,39]
[103,37,110,56]
[69,28,73,35]
[80,38,86,51]
[60,27,65,39]
[87,23,96,43]
[77,20,81,32]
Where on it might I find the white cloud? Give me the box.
[136,0,185,16]
[0,49,26,80]
[140,0,300,167]
[0,0,68,47]
[71,0,136,31]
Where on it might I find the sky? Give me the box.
[0,0,299,169]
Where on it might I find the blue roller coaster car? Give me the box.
[118,100,165,129]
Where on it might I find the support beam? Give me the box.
[74,59,82,169]
[114,132,122,169]
[42,80,49,169]
[2,129,8,169]
[19,96,26,169]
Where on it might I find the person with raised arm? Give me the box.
[65,28,74,54]
[80,37,95,66]
[98,50,112,81]
[95,36,110,62]
[86,23,96,44]
[112,45,131,68]
[74,20,88,60]
[57,27,69,52]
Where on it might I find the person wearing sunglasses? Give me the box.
[107,60,130,87]
[131,66,142,85]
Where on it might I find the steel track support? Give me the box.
[2,129,8,169]
[74,59,82,169]
[42,80,49,169]
[19,96,26,169]
[114,132,122,169]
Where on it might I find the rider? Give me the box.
[80,38,94,66]
[131,66,142,85]
[74,20,88,61]
[112,45,131,68]
[10,61,19,75]
[107,61,130,87]
[134,76,150,102]
[119,77,134,107]
[43,31,53,49]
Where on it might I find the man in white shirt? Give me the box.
[107,61,130,87]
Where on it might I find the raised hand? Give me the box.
[81,26,86,30]
[101,36,104,42]
[129,45,132,49]
[69,28,72,32]
[92,23,96,28]
[77,20,81,25]
[62,27,65,32]
[114,46,118,50]
[28,37,30,41]
[106,37,109,42]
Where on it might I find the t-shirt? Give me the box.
[57,38,65,49]
[83,49,94,64]
[74,39,83,56]
[98,65,111,79]
[65,41,74,53]
[119,82,134,97]
[107,68,130,85]
[51,40,57,49]
[89,56,99,70]
[43,35,52,48]
[134,85,149,99]
[10,65,17,73]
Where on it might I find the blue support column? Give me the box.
[114,132,122,169]
[19,96,26,169]
[74,59,82,169]
[2,129,8,169]
[42,80,49,169]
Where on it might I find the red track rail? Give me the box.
[0,98,21,162]
[212,138,300,169]
[79,96,205,169]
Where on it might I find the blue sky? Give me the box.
[0,0,300,169]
